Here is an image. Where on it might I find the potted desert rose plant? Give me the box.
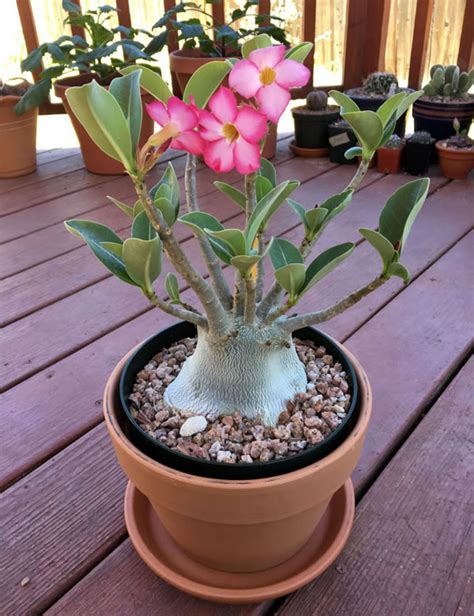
[377,134,405,174]
[63,38,428,602]
[291,90,340,157]
[436,118,474,179]
[16,1,160,174]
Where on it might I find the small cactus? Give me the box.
[306,90,328,111]
[423,64,474,100]
[384,134,405,149]
[407,131,434,145]
[362,72,399,96]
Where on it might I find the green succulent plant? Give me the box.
[423,64,474,100]
[406,131,434,145]
[362,72,400,96]
[383,134,405,149]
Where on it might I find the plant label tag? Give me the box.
[329,132,351,147]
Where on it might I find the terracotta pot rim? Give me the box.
[104,335,372,490]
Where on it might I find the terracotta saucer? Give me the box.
[289,140,330,158]
[124,479,355,604]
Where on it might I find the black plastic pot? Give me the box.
[328,123,358,164]
[292,106,340,149]
[118,321,359,481]
[413,97,474,141]
[404,141,434,175]
[344,87,414,137]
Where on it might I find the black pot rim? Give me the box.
[117,322,359,480]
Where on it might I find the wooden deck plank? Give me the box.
[2,231,470,615]
[278,358,474,616]
[0,171,455,485]
[36,147,80,164]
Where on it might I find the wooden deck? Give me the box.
[1,136,472,616]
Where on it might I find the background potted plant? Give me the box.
[404,131,435,175]
[377,134,404,174]
[290,90,340,157]
[0,78,37,178]
[327,119,357,163]
[16,1,159,174]
[62,41,427,601]
[436,119,474,179]
[413,64,474,141]
[344,71,413,136]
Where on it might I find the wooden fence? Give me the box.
[14,0,474,114]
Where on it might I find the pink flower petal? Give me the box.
[234,137,261,174]
[255,81,290,123]
[235,105,268,143]
[248,45,286,70]
[172,131,204,156]
[208,87,237,124]
[204,138,235,173]
[274,59,311,88]
[167,96,199,131]
[145,100,169,127]
[229,60,261,99]
[199,110,224,142]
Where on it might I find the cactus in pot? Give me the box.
[377,134,405,175]
[291,90,340,153]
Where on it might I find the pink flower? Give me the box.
[199,87,268,174]
[229,45,311,123]
[146,96,204,155]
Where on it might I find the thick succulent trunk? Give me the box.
[164,321,307,426]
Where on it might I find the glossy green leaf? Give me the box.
[214,181,247,210]
[132,210,157,240]
[65,219,136,285]
[165,272,180,302]
[386,262,411,283]
[154,197,177,227]
[178,211,223,236]
[133,200,144,217]
[275,263,306,297]
[376,92,406,127]
[343,110,384,154]
[302,242,355,294]
[344,146,363,160]
[359,227,395,271]
[269,238,303,270]
[285,42,313,63]
[151,163,180,210]
[183,61,231,108]
[256,175,273,202]
[14,78,52,115]
[119,65,172,103]
[107,195,134,218]
[320,190,353,224]
[379,178,430,254]
[241,34,272,58]
[109,70,142,154]
[231,254,262,274]
[123,236,162,292]
[329,90,359,113]
[259,158,277,187]
[396,90,423,120]
[100,242,123,257]
[304,207,328,235]
[287,198,306,224]
[205,228,246,256]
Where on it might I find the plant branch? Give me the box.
[244,277,257,324]
[345,158,370,192]
[255,232,265,302]
[185,154,232,309]
[147,291,208,328]
[278,275,386,333]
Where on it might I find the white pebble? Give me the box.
[179,415,207,437]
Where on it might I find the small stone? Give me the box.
[278,409,290,423]
[273,425,292,440]
[304,427,324,444]
[179,415,207,437]
[221,416,234,428]
[259,449,274,462]
[209,441,222,456]
[161,416,182,429]
[241,454,253,464]
[154,409,170,424]
[316,382,328,394]
[217,450,235,463]
[323,354,333,365]
[20,577,30,587]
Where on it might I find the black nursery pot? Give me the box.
[118,321,359,481]
[328,123,358,164]
[292,106,340,149]
[344,88,414,137]
[404,141,433,175]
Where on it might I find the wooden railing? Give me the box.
[15,0,474,115]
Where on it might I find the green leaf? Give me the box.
[329,90,359,113]
[165,272,180,302]
[359,228,395,272]
[231,254,262,274]
[342,110,384,154]
[259,158,276,187]
[64,219,136,285]
[379,178,430,254]
[123,236,162,292]
[344,146,363,160]
[119,65,172,103]
[14,79,51,115]
[256,175,273,202]
[214,181,246,210]
[275,263,306,297]
[154,197,177,227]
[183,61,231,108]
[386,262,411,283]
[269,238,303,269]
[151,163,180,211]
[287,198,306,225]
[132,210,157,240]
[178,211,223,236]
[66,80,133,169]
[304,207,328,236]
[109,71,142,154]
[100,242,123,257]
[395,90,423,120]
[246,181,299,250]
[205,228,246,256]
[241,34,272,58]
[376,92,406,127]
[302,243,355,294]
[107,195,134,218]
[285,42,313,63]
[133,200,144,217]
[320,190,353,224]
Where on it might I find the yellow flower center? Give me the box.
[259,66,276,86]
[222,122,240,143]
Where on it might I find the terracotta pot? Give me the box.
[377,147,403,174]
[103,327,372,575]
[169,49,233,97]
[435,140,474,180]
[54,74,155,175]
[0,95,37,178]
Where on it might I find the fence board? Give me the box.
[407,0,434,88]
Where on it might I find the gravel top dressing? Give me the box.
[129,337,352,464]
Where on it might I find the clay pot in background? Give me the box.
[0,95,37,178]
[435,140,474,180]
[377,146,403,174]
